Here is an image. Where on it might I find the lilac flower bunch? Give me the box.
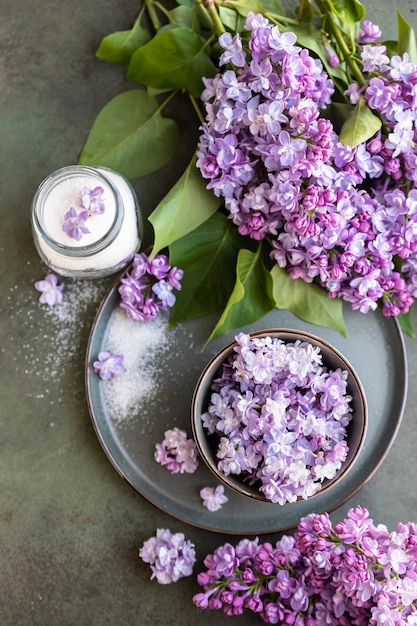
[196,12,417,317]
[193,505,417,624]
[201,332,352,504]
[139,528,196,584]
[154,427,199,474]
[118,252,183,322]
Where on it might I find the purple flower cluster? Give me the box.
[201,332,352,504]
[139,528,196,584]
[196,13,417,316]
[118,252,183,322]
[62,185,105,240]
[154,427,199,474]
[193,505,417,624]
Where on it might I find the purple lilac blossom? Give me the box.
[93,351,125,380]
[34,273,64,306]
[118,252,183,322]
[81,185,105,215]
[201,332,352,504]
[154,427,199,474]
[200,485,229,511]
[196,13,417,317]
[139,528,196,584]
[62,206,90,240]
[194,505,417,623]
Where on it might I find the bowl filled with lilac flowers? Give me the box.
[191,329,367,505]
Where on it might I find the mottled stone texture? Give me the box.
[1,1,417,624]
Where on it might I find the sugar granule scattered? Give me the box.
[101,308,173,424]
[8,278,108,404]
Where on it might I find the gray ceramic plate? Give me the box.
[85,282,408,535]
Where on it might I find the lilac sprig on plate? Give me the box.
[154,427,199,474]
[201,332,353,504]
[118,252,183,322]
[193,505,417,623]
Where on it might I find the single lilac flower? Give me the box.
[200,485,229,511]
[34,273,64,306]
[62,206,90,240]
[81,185,105,214]
[93,351,125,380]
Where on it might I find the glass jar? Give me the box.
[31,165,143,278]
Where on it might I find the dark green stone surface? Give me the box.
[1,1,417,624]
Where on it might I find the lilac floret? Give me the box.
[93,351,125,380]
[34,273,64,306]
[62,206,90,241]
[200,485,229,511]
[81,185,105,215]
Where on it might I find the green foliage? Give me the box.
[207,247,275,342]
[397,10,417,63]
[169,212,247,324]
[96,20,150,64]
[78,90,180,178]
[328,0,366,28]
[339,97,382,148]
[398,311,415,338]
[149,155,222,255]
[127,27,216,97]
[271,265,347,336]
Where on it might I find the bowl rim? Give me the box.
[191,327,368,504]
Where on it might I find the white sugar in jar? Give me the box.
[31,165,143,278]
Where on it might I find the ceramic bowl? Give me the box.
[191,328,368,504]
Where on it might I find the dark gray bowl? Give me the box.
[191,328,368,503]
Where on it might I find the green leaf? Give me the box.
[96,22,150,64]
[149,154,222,253]
[168,5,197,29]
[328,0,365,28]
[169,212,246,324]
[127,27,216,97]
[397,10,417,64]
[218,6,238,32]
[222,0,267,18]
[259,0,285,17]
[339,97,382,148]
[207,246,275,342]
[271,265,347,336]
[78,90,180,178]
[398,309,415,338]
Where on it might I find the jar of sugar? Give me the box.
[31,165,143,278]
